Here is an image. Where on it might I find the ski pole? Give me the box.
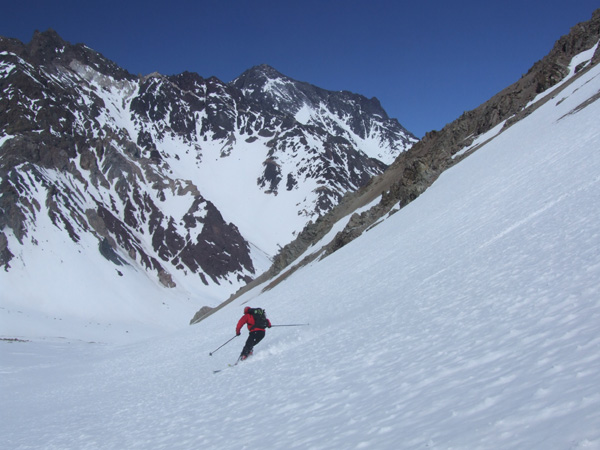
[209,335,238,356]
[270,324,310,327]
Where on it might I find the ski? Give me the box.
[212,361,240,374]
[213,364,233,374]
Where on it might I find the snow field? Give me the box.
[0,194,201,342]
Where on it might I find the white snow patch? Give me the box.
[0,133,15,147]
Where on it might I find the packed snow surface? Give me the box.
[2,63,600,449]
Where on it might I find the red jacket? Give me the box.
[236,311,271,334]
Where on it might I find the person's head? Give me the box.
[244,306,250,314]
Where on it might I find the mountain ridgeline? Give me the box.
[0,30,416,297]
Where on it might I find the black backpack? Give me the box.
[249,308,269,329]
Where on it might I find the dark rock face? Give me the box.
[189,305,214,325]
[0,30,415,291]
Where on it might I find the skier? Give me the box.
[236,307,271,361]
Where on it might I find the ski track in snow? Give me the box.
[2,58,600,450]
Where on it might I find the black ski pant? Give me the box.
[241,330,265,357]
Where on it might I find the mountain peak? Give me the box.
[243,64,286,79]
[27,29,69,63]
[21,29,135,81]
[31,28,67,46]
[231,64,289,92]
[229,64,416,157]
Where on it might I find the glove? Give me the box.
[267,324,271,328]
[236,331,241,336]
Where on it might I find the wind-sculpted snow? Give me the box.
[2,46,600,450]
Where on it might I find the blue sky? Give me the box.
[2,0,598,137]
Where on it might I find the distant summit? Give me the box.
[232,64,416,163]
[236,63,287,81]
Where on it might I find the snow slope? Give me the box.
[2,62,600,450]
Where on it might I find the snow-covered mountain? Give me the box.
[0,30,417,313]
[232,64,414,164]
[2,13,599,447]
